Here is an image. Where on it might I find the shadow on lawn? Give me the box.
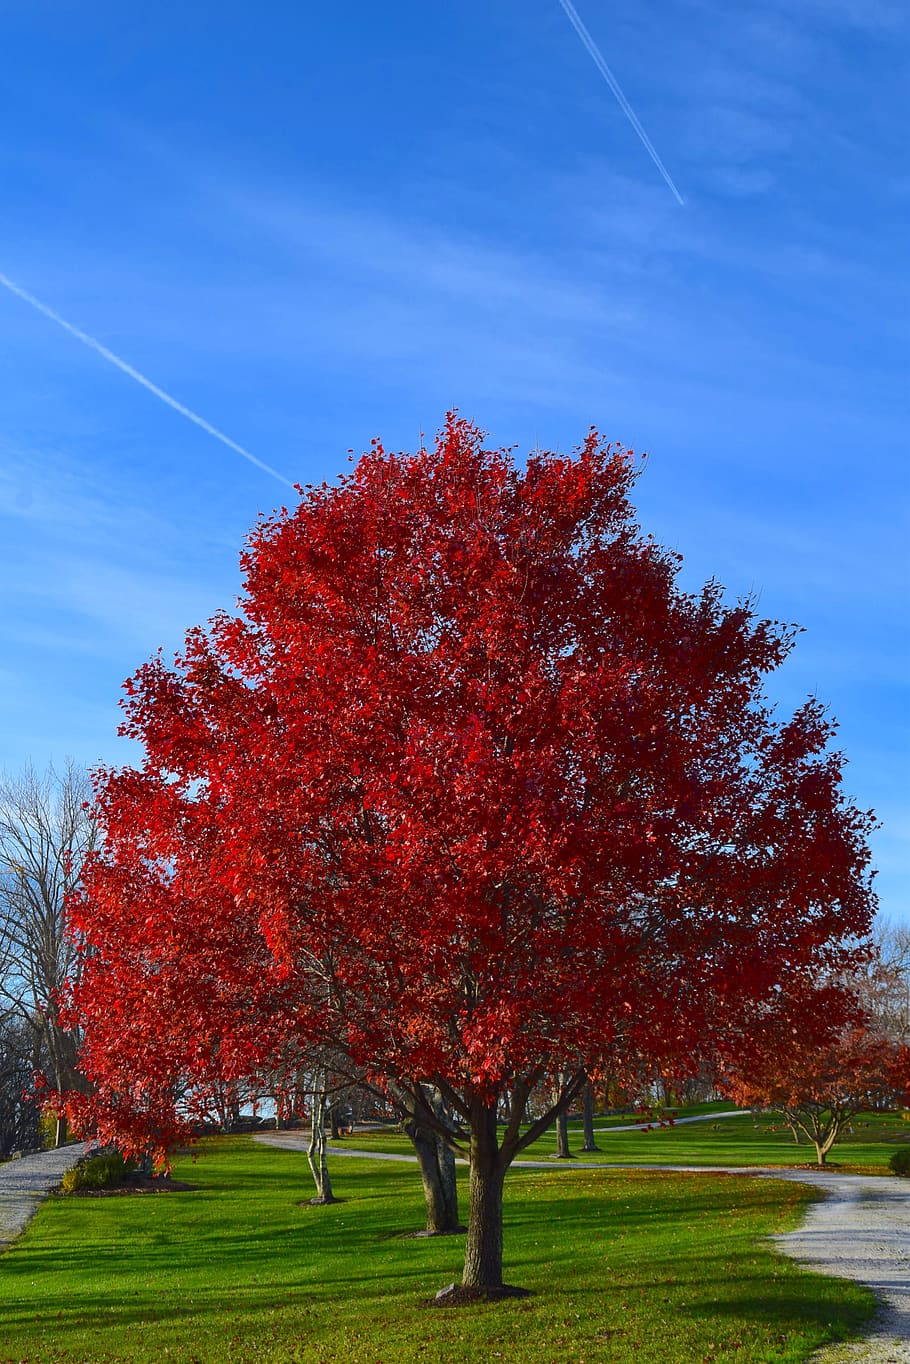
[679,1287,875,1337]
[0,1266,873,1339]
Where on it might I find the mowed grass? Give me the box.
[0,1136,876,1364]
[340,1102,910,1171]
[518,1105,910,1170]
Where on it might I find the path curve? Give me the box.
[256,1135,910,1360]
[0,1143,88,1249]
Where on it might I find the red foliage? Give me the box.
[723,1016,909,1163]
[58,417,877,1272]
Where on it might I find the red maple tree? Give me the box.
[723,1020,909,1164]
[61,415,876,1293]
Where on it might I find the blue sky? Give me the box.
[0,0,907,920]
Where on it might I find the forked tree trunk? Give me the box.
[411,1125,461,1232]
[814,1129,838,1166]
[463,1102,505,1289]
[427,1090,460,1230]
[792,1108,840,1166]
[396,1083,462,1233]
[582,1083,599,1152]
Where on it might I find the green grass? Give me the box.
[333,1103,910,1172]
[0,1135,876,1363]
[517,1107,910,1170]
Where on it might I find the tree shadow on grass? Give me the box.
[675,1284,877,1339]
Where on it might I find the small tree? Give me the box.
[724,1023,908,1165]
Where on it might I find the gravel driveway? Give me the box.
[766,1169,910,1364]
[0,1144,87,1248]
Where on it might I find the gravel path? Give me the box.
[256,1135,910,1360]
[765,1169,910,1364]
[0,1144,87,1248]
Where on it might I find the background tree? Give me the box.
[62,417,876,1295]
[553,1074,573,1159]
[581,1082,599,1152]
[723,1021,908,1165]
[0,762,96,1144]
[853,921,910,1045]
[0,1016,46,1154]
[390,1082,463,1234]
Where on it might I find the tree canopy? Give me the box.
[60,416,877,1292]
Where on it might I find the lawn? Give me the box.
[519,1105,910,1170]
[0,1135,876,1364]
[337,1101,910,1172]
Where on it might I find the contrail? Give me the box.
[0,270,297,491]
[556,0,685,207]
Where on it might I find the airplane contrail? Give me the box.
[556,0,685,207]
[0,270,297,491]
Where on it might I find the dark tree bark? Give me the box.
[410,1124,460,1232]
[462,1101,505,1289]
[432,1069,588,1291]
[427,1088,460,1231]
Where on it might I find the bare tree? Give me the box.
[0,1016,46,1155]
[853,920,910,1045]
[0,762,97,1142]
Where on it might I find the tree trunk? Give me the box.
[581,1083,599,1152]
[396,1083,462,1233]
[555,1108,571,1158]
[815,1128,839,1166]
[413,1126,448,1231]
[409,1124,461,1232]
[306,1073,336,1203]
[428,1090,460,1231]
[437,1135,459,1229]
[54,1113,68,1148]
[462,1102,505,1289]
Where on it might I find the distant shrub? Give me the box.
[60,1152,133,1194]
[888,1147,910,1177]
